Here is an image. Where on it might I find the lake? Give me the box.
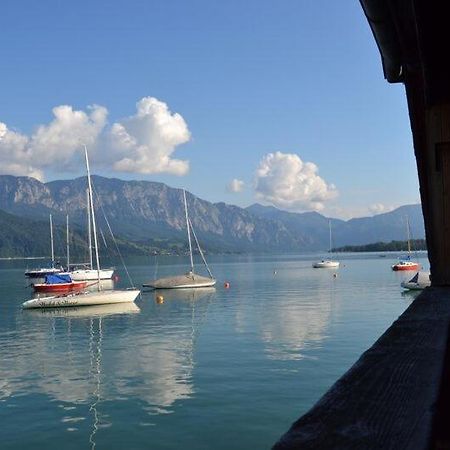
[0,252,427,449]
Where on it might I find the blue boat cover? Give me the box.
[45,274,72,284]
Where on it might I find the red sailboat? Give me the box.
[33,273,87,293]
[391,216,420,271]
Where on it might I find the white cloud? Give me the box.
[368,203,394,215]
[0,122,44,180]
[109,97,190,176]
[0,97,191,180]
[227,178,245,193]
[32,104,108,167]
[254,151,338,211]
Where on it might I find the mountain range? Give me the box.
[0,174,425,257]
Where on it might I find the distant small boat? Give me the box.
[313,220,340,269]
[32,273,87,293]
[392,258,421,271]
[312,260,340,269]
[143,190,216,289]
[401,271,431,290]
[392,216,420,271]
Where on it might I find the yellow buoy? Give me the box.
[156,295,164,304]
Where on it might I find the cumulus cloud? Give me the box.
[254,151,338,211]
[0,97,191,180]
[227,178,245,193]
[0,122,44,180]
[108,97,190,175]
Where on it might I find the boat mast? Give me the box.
[328,220,332,253]
[183,189,194,273]
[84,145,101,288]
[86,188,93,269]
[66,214,70,269]
[50,214,55,267]
[406,216,411,254]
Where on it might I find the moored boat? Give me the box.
[392,259,421,271]
[32,273,87,293]
[23,145,140,309]
[144,189,216,289]
[144,272,216,289]
[392,216,420,271]
[313,220,339,269]
[70,266,114,281]
[23,289,139,309]
[312,260,340,269]
[401,271,431,290]
[25,214,64,278]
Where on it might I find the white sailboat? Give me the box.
[391,216,421,271]
[313,220,340,268]
[143,189,216,289]
[401,271,431,290]
[24,214,64,278]
[69,189,115,281]
[23,146,140,309]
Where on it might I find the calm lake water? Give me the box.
[0,252,428,449]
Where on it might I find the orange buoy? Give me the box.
[224,282,230,289]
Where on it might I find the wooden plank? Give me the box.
[273,287,450,450]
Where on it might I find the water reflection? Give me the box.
[115,288,215,412]
[259,288,333,361]
[0,287,215,437]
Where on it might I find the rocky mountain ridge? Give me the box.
[0,175,425,253]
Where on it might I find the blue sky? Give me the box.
[0,0,418,218]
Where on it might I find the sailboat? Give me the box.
[31,215,87,293]
[391,216,421,271]
[69,189,114,281]
[24,214,64,278]
[401,271,431,290]
[143,189,216,289]
[312,220,340,268]
[23,146,140,309]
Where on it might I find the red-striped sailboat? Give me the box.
[33,273,87,293]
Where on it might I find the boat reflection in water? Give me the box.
[18,301,141,449]
[2,286,215,447]
[150,286,216,302]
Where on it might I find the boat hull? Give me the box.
[33,281,87,293]
[143,273,216,289]
[25,302,141,318]
[312,261,340,268]
[392,263,420,271]
[70,269,114,281]
[25,268,63,278]
[401,271,431,290]
[23,289,141,309]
